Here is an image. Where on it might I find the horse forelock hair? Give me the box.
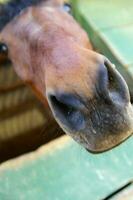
[0,0,46,31]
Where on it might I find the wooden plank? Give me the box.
[72,0,133,93]
[0,135,133,200]
[110,184,133,200]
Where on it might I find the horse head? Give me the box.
[0,0,133,152]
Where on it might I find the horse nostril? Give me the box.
[48,93,85,131]
[96,59,130,104]
[49,94,74,116]
[105,60,130,104]
[96,61,110,102]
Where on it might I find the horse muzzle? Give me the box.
[47,58,133,152]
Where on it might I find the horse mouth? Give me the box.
[85,133,132,153]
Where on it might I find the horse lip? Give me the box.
[85,133,133,154]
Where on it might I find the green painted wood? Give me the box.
[75,0,133,30]
[0,136,133,200]
[111,184,133,200]
[100,26,133,66]
[72,0,133,93]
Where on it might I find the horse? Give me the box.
[0,0,133,153]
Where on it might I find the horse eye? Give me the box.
[63,3,72,14]
[0,43,8,55]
